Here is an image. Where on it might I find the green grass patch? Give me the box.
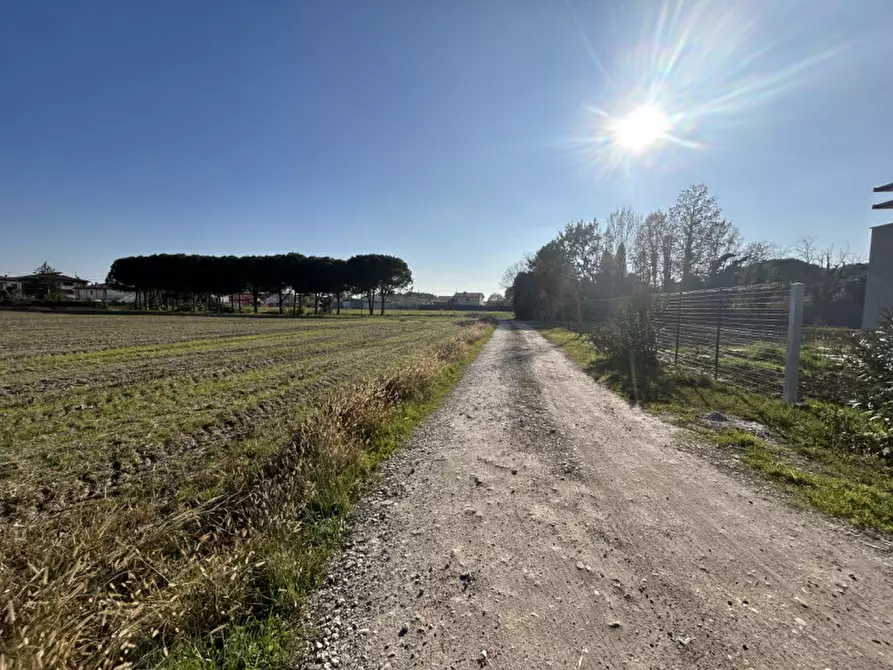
[539,326,893,533]
[536,327,602,370]
[743,441,893,530]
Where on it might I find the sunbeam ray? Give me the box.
[568,0,863,177]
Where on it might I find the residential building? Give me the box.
[387,292,434,308]
[1,276,23,295]
[263,291,297,307]
[339,293,435,310]
[451,291,485,306]
[7,272,88,300]
[340,298,369,310]
[862,221,893,328]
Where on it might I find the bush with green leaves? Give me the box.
[590,289,663,397]
[846,311,893,459]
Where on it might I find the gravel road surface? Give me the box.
[302,321,893,669]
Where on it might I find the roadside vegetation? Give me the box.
[0,310,494,668]
[498,180,888,533]
[504,184,864,332]
[538,307,893,534]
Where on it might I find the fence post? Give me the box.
[673,288,683,365]
[713,289,724,379]
[784,283,805,404]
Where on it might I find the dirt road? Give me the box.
[303,322,893,669]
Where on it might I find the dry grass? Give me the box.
[0,313,493,668]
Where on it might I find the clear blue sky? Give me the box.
[3,1,892,295]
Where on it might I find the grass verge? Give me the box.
[3,322,493,669]
[537,326,893,534]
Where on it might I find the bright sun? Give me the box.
[610,105,671,153]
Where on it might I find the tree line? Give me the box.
[507,183,866,326]
[105,253,412,315]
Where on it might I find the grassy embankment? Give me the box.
[538,326,893,534]
[0,311,493,669]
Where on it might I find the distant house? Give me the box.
[409,292,436,306]
[7,272,88,300]
[0,276,23,295]
[338,293,434,310]
[74,283,135,303]
[346,297,381,310]
[341,296,384,310]
[386,292,434,309]
[451,291,485,306]
[264,291,303,307]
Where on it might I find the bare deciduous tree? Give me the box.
[633,210,673,288]
[500,257,531,292]
[669,184,739,283]
[604,207,642,260]
[660,223,676,289]
[739,240,779,264]
[834,243,866,266]
[703,218,742,278]
[794,236,819,265]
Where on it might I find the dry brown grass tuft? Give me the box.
[1,320,491,668]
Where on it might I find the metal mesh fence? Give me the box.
[654,284,790,395]
[549,283,793,397]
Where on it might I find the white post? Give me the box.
[784,283,805,404]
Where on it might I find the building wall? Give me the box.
[107,290,135,303]
[418,303,496,312]
[75,287,106,301]
[1,280,22,293]
[55,282,86,299]
[862,223,893,328]
[74,287,135,303]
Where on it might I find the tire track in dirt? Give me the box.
[302,321,893,669]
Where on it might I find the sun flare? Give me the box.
[610,105,671,152]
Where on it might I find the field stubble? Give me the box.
[0,310,494,668]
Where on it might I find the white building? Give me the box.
[74,284,135,303]
[263,291,296,307]
[4,272,88,300]
[1,276,22,294]
[452,291,485,306]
